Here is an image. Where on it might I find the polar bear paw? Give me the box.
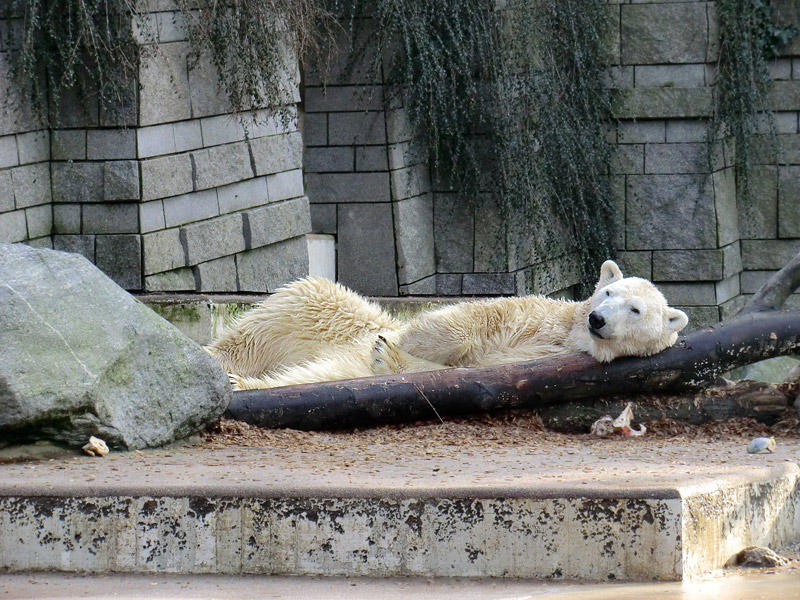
[228,372,269,391]
[371,334,400,374]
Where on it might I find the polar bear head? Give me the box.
[585,260,689,363]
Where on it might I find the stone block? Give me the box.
[247,108,299,138]
[715,273,740,305]
[181,213,246,266]
[310,203,336,234]
[201,115,246,147]
[305,172,390,204]
[337,203,398,296]
[778,166,800,237]
[0,209,27,242]
[462,273,515,296]
[626,174,716,250]
[304,147,354,172]
[163,189,220,228]
[143,228,185,275]
[0,170,11,212]
[615,251,653,279]
[24,204,52,239]
[603,66,634,89]
[652,249,723,282]
[768,81,800,112]
[385,109,415,144]
[617,120,665,144]
[140,154,193,201]
[138,41,192,126]
[474,194,506,273]
[17,130,49,164]
[51,162,104,204]
[52,234,96,262]
[53,204,81,234]
[634,64,706,88]
[302,113,328,147]
[434,194,473,272]
[137,123,175,158]
[217,177,268,214]
[87,129,137,160]
[722,241,743,279]
[104,161,140,201]
[621,4,709,64]
[657,282,717,306]
[393,195,435,285]
[741,239,800,270]
[195,255,238,292]
[187,50,232,119]
[192,142,253,191]
[133,11,188,43]
[356,146,389,171]
[144,267,196,292]
[249,131,303,176]
[305,86,383,112]
[613,88,712,119]
[645,143,706,174]
[0,135,18,169]
[713,167,739,247]
[329,112,387,145]
[739,166,777,239]
[245,196,311,250]
[82,203,139,234]
[680,305,721,330]
[267,168,304,202]
[740,270,771,294]
[174,120,204,153]
[399,275,436,296]
[436,274,462,296]
[611,144,644,174]
[666,120,708,143]
[11,163,51,208]
[390,164,430,201]
[236,236,309,293]
[140,200,166,233]
[95,234,143,290]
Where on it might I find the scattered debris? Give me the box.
[591,403,646,438]
[734,545,790,568]
[82,436,109,457]
[747,436,776,454]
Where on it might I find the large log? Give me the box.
[226,310,800,430]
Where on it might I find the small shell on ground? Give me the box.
[747,436,776,454]
[82,436,109,457]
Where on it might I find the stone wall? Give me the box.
[301,1,800,327]
[607,0,800,326]
[0,4,311,294]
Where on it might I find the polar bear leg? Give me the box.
[371,334,449,375]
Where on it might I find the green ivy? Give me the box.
[713,0,797,203]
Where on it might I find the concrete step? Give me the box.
[1,439,799,581]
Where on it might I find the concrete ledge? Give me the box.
[1,444,798,581]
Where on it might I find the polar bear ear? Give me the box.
[665,308,689,333]
[596,260,623,290]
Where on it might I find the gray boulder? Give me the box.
[0,243,231,449]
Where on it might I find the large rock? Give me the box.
[0,243,231,449]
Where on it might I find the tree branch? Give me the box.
[738,248,800,316]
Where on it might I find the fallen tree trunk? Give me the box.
[536,379,790,433]
[226,310,800,430]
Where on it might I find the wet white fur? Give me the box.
[207,260,688,390]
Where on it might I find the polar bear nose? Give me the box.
[588,311,605,331]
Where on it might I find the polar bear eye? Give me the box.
[631,307,640,315]
[605,290,611,297]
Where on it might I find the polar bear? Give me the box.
[207,260,689,390]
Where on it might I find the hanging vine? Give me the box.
[713,0,796,203]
